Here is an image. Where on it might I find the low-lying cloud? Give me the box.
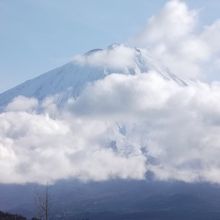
[1,72,220,184]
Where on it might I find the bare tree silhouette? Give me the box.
[34,184,50,220]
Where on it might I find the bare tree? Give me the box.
[34,184,50,220]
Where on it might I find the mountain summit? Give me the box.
[0,44,186,107]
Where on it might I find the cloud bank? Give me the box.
[1,72,220,184]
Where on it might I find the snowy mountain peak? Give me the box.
[0,44,186,108]
[107,42,122,49]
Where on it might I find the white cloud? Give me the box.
[0,96,147,184]
[73,44,138,72]
[2,71,220,184]
[5,96,38,112]
[132,0,220,80]
[70,72,178,119]
[135,0,197,45]
[69,72,220,184]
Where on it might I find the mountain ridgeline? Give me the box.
[0,44,187,108]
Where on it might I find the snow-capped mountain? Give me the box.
[0,44,186,107]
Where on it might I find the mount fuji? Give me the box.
[1,44,220,220]
[0,44,186,108]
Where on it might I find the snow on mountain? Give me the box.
[0,44,186,108]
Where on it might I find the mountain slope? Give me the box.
[0,44,186,108]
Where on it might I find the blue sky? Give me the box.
[1,0,220,92]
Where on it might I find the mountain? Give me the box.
[1,44,220,220]
[0,44,186,108]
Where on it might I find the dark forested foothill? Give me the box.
[0,211,26,220]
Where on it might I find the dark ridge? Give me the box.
[0,211,26,220]
[85,48,103,55]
